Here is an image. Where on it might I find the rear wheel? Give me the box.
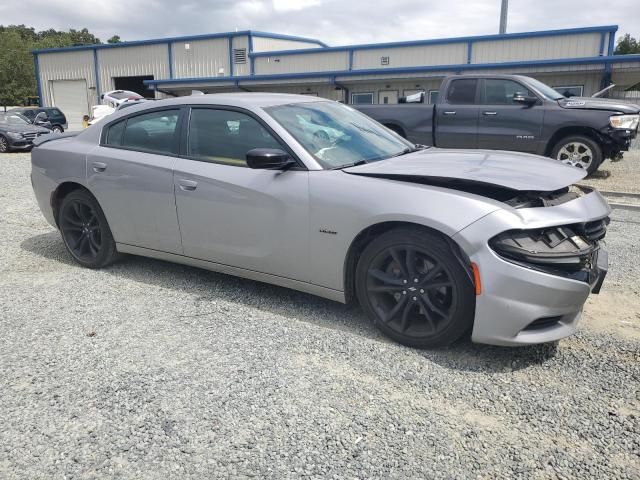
[550,135,602,174]
[51,125,64,133]
[355,228,475,348]
[58,190,118,268]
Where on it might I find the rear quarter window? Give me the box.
[446,79,478,105]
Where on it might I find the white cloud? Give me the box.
[272,0,321,12]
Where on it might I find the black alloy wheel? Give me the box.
[0,135,9,153]
[356,228,475,348]
[58,190,118,268]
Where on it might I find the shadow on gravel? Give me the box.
[21,231,558,373]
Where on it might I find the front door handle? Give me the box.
[483,111,498,116]
[178,179,198,191]
[443,111,457,116]
[92,162,107,173]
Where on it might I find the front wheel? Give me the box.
[0,135,9,153]
[355,228,475,348]
[58,190,119,268]
[550,135,602,175]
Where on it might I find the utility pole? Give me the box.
[499,0,508,34]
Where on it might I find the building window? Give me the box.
[351,92,374,105]
[381,56,390,66]
[553,85,584,98]
[233,48,247,64]
[429,90,439,104]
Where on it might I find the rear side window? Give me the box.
[187,108,282,166]
[105,119,126,146]
[120,110,179,154]
[446,79,478,105]
[482,79,534,105]
[51,109,63,116]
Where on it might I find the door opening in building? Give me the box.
[113,76,155,98]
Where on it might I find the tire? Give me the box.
[550,135,602,175]
[51,125,64,133]
[355,228,475,348]
[385,124,406,138]
[0,135,9,153]
[58,189,119,268]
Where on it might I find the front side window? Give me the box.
[446,79,478,105]
[266,101,414,169]
[482,79,533,105]
[187,109,282,166]
[105,109,179,154]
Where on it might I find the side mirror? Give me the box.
[246,148,295,170]
[513,93,538,105]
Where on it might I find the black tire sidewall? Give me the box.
[59,190,118,268]
[355,228,475,348]
[551,135,602,174]
[52,126,64,133]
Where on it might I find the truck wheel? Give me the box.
[385,124,406,138]
[550,135,602,174]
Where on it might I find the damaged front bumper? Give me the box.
[453,187,611,346]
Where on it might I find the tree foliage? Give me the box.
[0,25,109,106]
[614,33,640,55]
[107,35,122,44]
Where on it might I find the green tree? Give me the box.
[107,35,122,44]
[0,24,112,106]
[614,33,640,55]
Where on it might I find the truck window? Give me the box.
[446,79,478,105]
[482,79,533,105]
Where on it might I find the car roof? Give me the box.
[143,92,327,109]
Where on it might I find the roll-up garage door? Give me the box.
[50,80,89,131]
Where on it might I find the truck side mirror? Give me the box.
[513,92,538,105]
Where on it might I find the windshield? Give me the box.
[265,101,415,169]
[0,113,30,125]
[521,77,565,101]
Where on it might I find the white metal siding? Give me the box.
[50,80,89,130]
[255,51,348,75]
[251,37,322,52]
[472,33,602,63]
[37,50,96,107]
[97,44,169,95]
[352,43,467,70]
[171,38,230,79]
[232,36,250,77]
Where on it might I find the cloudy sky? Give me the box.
[1,0,638,46]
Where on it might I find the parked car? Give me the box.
[354,74,640,174]
[31,93,610,348]
[0,112,51,152]
[11,107,68,133]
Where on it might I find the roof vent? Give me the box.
[233,48,247,64]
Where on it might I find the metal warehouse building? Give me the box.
[33,25,640,129]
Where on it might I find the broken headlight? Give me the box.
[489,220,607,273]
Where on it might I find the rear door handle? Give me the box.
[178,179,198,191]
[443,111,456,116]
[483,111,498,116]
[92,162,107,173]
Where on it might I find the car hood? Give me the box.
[558,97,640,114]
[0,123,51,134]
[343,148,586,192]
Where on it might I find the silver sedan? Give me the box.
[31,93,610,347]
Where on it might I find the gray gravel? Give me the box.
[1,152,639,479]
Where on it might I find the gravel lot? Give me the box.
[580,143,640,194]
[1,152,639,479]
